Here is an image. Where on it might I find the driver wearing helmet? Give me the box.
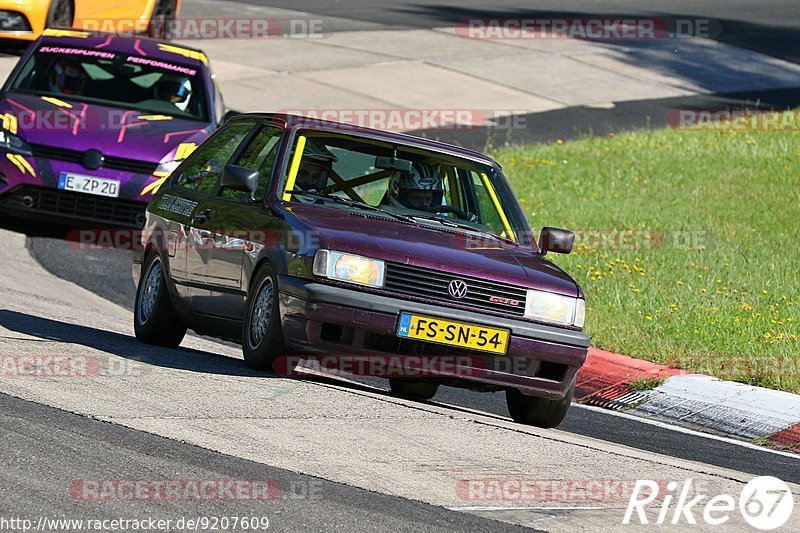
[293,140,337,201]
[155,76,192,112]
[385,162,443,210]
[50,59,87,95]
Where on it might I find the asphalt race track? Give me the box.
[0,393,531,532]
[2,1,800,530]
[25,237,800,484]
[227,0,800,62]
[4,228,798,532]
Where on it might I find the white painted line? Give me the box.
[575,403,800,459]
[632,374,800,440]
[448,506,607,511]
[294,366,799,459]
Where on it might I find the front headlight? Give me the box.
[313,249,385,288]
[154,159,182,177]
[525,289,586,328]
[0,128,32,156]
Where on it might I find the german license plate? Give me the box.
[396,312,510,355]
[58,172,120,198]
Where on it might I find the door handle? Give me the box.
[194,209,213,225]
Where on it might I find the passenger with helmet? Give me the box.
[385,162,443,211]
[294,140,337,199]
[154,75,192,112]
[50,59,87,96]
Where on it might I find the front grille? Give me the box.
[30,144,158,175]
[1,185,146,227]
[384,262,528,317]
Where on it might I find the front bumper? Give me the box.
[278,276,589,399]
[0,184,147,228]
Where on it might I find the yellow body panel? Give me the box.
[0,0,181,41]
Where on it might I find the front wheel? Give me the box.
[134,252,186,347]
[506,379,575,428]
[242,263,284,370]
[389,379,439,401]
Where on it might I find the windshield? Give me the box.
[281,131,528,243]
[10,45,208,122]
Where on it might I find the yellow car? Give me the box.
[0,0,180,41]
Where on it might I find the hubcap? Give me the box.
[249,279,274,347]
[138,260,162,325]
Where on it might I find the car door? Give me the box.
[168,121,257,313]
[200,123,286,319]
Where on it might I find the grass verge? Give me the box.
[493,111,800,392]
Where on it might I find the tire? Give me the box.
[45,0,74,29]
[242,263,284,370]
[506,379,575,428]
[147,0,177,39]
[134,252,186,347]
[389,379,439,401]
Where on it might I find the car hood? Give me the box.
[288,204,580,297]
[0,92,210,162]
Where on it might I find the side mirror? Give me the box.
[375,156,413,173]
[221,164,259,193]
[539,227,574,255]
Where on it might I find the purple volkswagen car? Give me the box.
[132,114,589,427]
[0,31,225,228]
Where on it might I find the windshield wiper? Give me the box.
[409,214,518,246]
[286,190,417,224]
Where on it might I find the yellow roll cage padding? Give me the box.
[282,135,307,201]
[479,172,516,242]
[283,134,378,204]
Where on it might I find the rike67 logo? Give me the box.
[624,477,794,529]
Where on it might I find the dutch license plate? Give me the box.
[58,172,120,198]
[396,312,510,355]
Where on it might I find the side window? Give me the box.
[175,122,253,196]
[221,126,283,202]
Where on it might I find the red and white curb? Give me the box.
[575,348,800,452]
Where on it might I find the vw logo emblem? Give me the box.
[447,279,468,299]
[82,149,104,170]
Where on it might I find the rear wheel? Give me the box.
[45,0,74,29]
[134,252,186,347]
[389,379,439,401]
[506,379,575,428]
[242,263,284,370]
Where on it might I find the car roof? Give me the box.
[230,113,497,165]
[36,31,208,68]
